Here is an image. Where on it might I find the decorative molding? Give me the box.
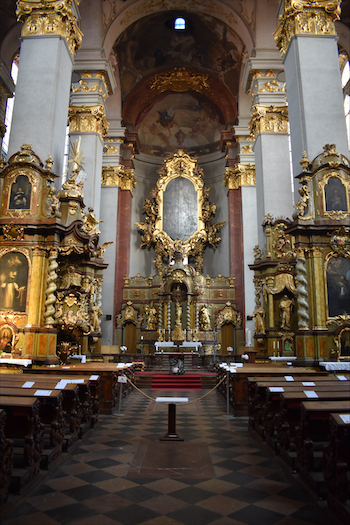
[16,0,83,57]
[68,105,109,140]
[224,164,256,190]
[149,67,210,95]
[101,165,136,193]
[274,0,341,57]
[249,105,289,138]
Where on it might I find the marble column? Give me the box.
[8,1,82,177]
[274,0,349,186]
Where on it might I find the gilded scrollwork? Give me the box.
[2,224,24,241]
[149,68,210,95]
[68,105,109,140]
[329,227,350,256]
[135,150,224,274]
[216,302,241,327]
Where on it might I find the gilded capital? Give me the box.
[274,1,341,56]
[101,165,136,193]
[224,164,256,190]
[16,0,83,57]
[249,105,289,138]
[68,105,109,140]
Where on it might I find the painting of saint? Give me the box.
[0,326,13,353]
[0,252,28,312]
[326,256,350,317]
[9,174,31,210]
[325,177,347,212]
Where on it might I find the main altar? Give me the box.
[116,150,242,356]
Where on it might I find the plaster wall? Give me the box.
[8,37,72,177]
[284,35,349,187]
[100,185,119,345]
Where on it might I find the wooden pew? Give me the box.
[323,412,350,525]
[1,374,93,440]
[0,396,44,494]
[218,365,327,416]
[0,387,65,469]
[1,374,82,452]
[0,409,13,506]
[25,363,134,414]
[296,400,350,498]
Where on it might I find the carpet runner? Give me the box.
[151,373,202,390]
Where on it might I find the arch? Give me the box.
[102,0,255,62]
[0,24,21,71]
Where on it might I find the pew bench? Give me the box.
[0,409,13,506]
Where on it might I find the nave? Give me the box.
[1,389,332,525]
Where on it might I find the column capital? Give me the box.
[274,0,341,57]
[248,105,289,139]
[101,165,136,194]
[224,164,256,190]
[68,105,109,141]
[16,0,83,57]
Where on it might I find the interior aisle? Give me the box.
[1,389,332,525]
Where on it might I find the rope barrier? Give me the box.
[125,374,226,404]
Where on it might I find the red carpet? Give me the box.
[151,373,202,390]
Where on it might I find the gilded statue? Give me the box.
[199,305,211,330]
[279,295,294,329]
[253,305,266,334]
[145,303,157,330]
[90,303,102,332]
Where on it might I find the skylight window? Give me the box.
[174,17,186,30]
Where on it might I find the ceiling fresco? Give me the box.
[136,91,225,156]
[114,11,243,156]
[114,11,244,102]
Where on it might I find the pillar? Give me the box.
[274,0,349,184]
[8,1,82,176]
[0,64,15,154]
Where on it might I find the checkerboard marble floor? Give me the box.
[1,389,332,525]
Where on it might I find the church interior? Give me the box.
[0,1,350,524]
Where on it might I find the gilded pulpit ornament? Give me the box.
[16,0,83,57]
[274,0,341,56]
[135,150,224,274]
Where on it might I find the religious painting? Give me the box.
[9,174,31,210]
[0,252,28,312]
[136,92,225,156]
[325,176,347,212]
[0,325,13,353]
[326,256,350,317]
[163,177,197,240]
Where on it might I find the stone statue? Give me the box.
[145,303,157,330]
[279,295,294,329]
[253,305,265,334]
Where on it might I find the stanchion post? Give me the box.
[115,374,127,416]
[226,370,230,416]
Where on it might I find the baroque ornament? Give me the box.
[249,105,289,138]
[149,68,210,95]
[224,164,256,190]
[68,105,109,140]
[16,0,83,57]
[274,0,341,56]
[329,227,350,256]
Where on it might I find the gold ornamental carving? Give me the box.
[2,223,25,241]
[149,68,210,95]
[16,0,83,57]
[249,105,289,138]
[102,165,136,193]
[68,105,109,140]
[135,150,224,274]
[329,227,350,256]
[274,0,341,56]
[216,302,241,327]
[224,164,256,190]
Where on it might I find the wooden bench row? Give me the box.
[247,373,350,525]
[0,364,135,505]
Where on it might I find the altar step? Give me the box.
[134,372,217,390]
